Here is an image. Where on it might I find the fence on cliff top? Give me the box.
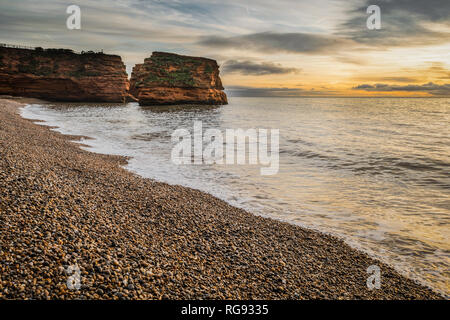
[0,43,103,55]
[0,43,36,50]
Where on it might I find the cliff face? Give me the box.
[0,48,228,105]
[0,47,129,102]
[129,52,227,105]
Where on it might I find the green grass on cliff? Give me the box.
[140,54,217,87]
[1,47,123,78]
[151,54,203,67]
[143,68,195,87]
[16,56,58,77]
[14,54,106,78]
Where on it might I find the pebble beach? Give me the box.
[0,97,443,300]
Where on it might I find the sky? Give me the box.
[0,0,449,97]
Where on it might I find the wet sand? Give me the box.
[0,97,442,299]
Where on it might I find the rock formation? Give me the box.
[0,46,130,102]
[129,52,227,106]
[0,47,227,105]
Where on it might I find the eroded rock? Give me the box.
[129,52,227,106]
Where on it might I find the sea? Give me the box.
[20,97,450,296]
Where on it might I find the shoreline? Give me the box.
[0,97,443,299]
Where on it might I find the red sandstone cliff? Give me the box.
[0,47,130,102]
[129,52,227,106]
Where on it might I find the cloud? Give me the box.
[352,62,450,84]
[340,0,450,47]
[198,32,351,54]
[0,1,198,50]
[226,85,338,97]
[222,60,300,75]
[226,85,306,97]
[368,0,450,21]
[333,55,368,65]
[426,62,450,80]
[353,82,450,96]
[352,76,420,83]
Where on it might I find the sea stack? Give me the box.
[129,52,227,106]
[0,46,130,102]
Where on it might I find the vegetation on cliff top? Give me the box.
[13,55,104,78]
[138,53,217,88]
[0,46,126,78]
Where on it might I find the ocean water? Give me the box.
[21,97,449,296]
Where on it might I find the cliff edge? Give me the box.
[0,46,130,102]
[129,52,227,106]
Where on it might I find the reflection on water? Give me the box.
[21,97,450,297]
